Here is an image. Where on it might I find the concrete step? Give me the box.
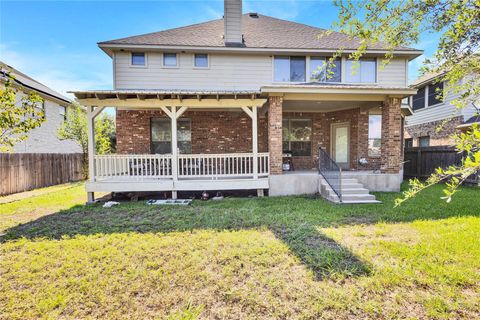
[341,188,369,195]
[341,194,376,201]
[340,183,364,189]
[341,199,382,204]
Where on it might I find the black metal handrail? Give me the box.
[318,148,342,202]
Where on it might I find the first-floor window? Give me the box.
[282,119,312,156]
[151,118,191,154]
[404,138,413,148]
[419,136,430,147]
[368,113,382,156]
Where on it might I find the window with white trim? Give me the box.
[274,56,306,82]
[282,119,312,156]
[194,54,208,68]
[428,82,444,106]
[151,118,191,154]
[59,106,67,121]
[368,113,382,156]
[131,52,146,66]
[345,58,376,83]
[163,53,178,67]
[310,57,341,82]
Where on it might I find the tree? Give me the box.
[333,0,480,204]
[0,75,45,152]
[58,103,116,178]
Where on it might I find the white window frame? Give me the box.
[193,53,209,69]
[344,58,378,84]
[162,53,179,68]
[272,56,307,84]
[130,52,147,68]
[425,81,445,108]
[307,56,342,84]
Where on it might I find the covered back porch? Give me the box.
[73,85,413,201]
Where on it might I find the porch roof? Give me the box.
[70,89,261,100]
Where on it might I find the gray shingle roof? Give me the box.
[99,13,419,52]
[0,61,71,104]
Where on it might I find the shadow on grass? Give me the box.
[1,200,374,279]
[2,184,479,279]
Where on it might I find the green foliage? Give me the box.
[0,76,45,152]
[58,103,115,177]
[334,0,480,203]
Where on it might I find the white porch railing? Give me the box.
[94,153,269,181]
[94,154,173,180]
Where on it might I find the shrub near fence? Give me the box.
[404,146,478,184]
[0,153,84,196]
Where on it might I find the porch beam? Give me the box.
[91,106,105,119]
[176,106,188,119]
[77,98,267,109]
[241,106,254,119]
[160,106,173,119]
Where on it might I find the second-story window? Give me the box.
[163,53,178,67]
[194,54,209,68]
[310,57,341,82]
[428,81,444,106]
[131,52,146,66]
[412,86,426,111]
[59,106,67,122]
[274,56,306,82]
[345,58,376,83]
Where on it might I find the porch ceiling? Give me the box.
[283,100,381,112]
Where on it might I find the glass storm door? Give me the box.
[331,123,350,169]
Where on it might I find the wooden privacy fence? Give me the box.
[0,153,84,196]
[404,147,478,184]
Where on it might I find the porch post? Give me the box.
[252,105,258,180]
[86,106,96,203]
[171,106,178,199]
[381,97,402,173]
[268,96,283,174]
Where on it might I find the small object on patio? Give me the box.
[201,191,209,200]
[358,157,368,165]
[212,192,224,201]
[103,201,120,208]
[146,199,192,205]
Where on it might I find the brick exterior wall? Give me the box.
[381,98,402,173]
[405,116,463,147]
[268,96,284,174]
[116,109,268,155]
[116,102,400,173]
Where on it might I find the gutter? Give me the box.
[98,43,423,60]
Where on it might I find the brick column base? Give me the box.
[268,96,283,174]
[381,97,402,173]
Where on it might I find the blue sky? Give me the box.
[1,0,438,98]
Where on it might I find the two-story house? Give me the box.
[1,61,81,154]
[72,0,422,203]
[405,72,479,147]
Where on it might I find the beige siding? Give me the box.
[377,58,407,87]
[405,83,474,127]
[115,52,272,90]
[114,52,409,90]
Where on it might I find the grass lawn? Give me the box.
[1,183,479,319]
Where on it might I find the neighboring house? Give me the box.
[0,62,81,153]
[405,72,479,147]
[72,0,422,203]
